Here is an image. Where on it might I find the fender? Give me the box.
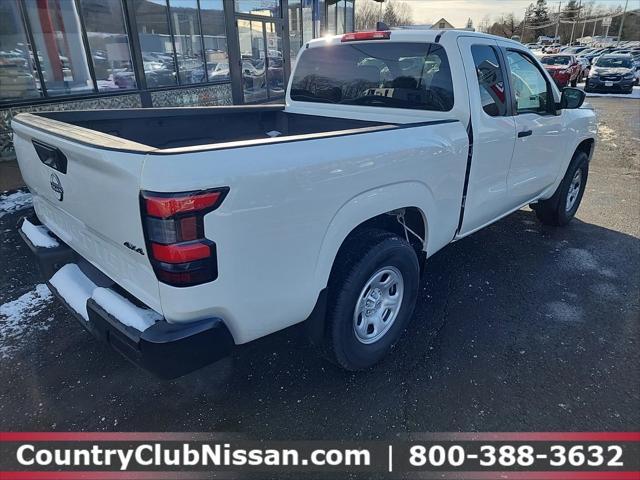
[312,181,440,293]
[540,110,597,201]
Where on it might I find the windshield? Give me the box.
[595,57,632,68]
[541,56,571,65]
[290,42,454,111]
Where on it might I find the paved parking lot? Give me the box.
[0,97,638,438]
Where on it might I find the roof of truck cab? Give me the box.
[305,29,524,48]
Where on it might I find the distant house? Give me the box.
[433,17,455,30]
[397,18,461,31]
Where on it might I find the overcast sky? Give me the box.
[399,0,627,28]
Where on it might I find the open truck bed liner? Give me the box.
[13,105,394,153]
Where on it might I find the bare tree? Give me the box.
[488,13,522,38]
[355,0,414,30]
[478,14,493,33]
[355,1,380,31]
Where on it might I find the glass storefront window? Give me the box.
[288,0,302,65]
[168,0,205,85]
[238,18,267,102]
[24,0,94,96]
[326,1,336,35]
[302,1,313,44]
[265,22,284,97]
[200,0,229,82]
[0,0,41,101]
[289,0,313,68]
[345,0,354,33]
[326,0,350,35]
[337,0,345,34]
[79,0,136,91]
[133,0,177,88]
[235,1,280,17]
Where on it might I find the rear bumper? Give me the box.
[17,214,234,379]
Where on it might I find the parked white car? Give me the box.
[13,30,597,378]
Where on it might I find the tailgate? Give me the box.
[12,117,162,312]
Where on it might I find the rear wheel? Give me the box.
[532,151,589,226]
[323,230,419,370]
[571,77,578,87]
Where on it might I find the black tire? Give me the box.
[532,151,589,226]
[323,229,419,370]
[570,77,578,87]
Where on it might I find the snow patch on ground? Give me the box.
[20,218,59,248]
[590,282,621,299]
[92,288,160,332]
[584,85,640,99]
[598,124,617,141]
[545,301,584,323]
[0,190,32,214]
[560,247,598,272]
[0,284,53,359]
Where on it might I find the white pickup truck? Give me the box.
[13,30,596,378]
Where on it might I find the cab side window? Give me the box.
[506,50,551,115]
[471,45,507,117]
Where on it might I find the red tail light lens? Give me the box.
[144,191,223,218]
[141,188,228,287]
[341,31,391,42]
[151,243,211,263]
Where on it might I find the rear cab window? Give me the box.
[290,42,454,111]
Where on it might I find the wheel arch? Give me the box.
[575,137,596,162]
[313,182,434,295]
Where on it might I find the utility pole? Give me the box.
[592,18,597,37]
[617,0,628,45]
[580,5,588,40]
[554,1,562,43]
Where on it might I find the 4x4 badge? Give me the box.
[50,173,63,201]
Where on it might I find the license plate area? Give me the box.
[605,81,614,87]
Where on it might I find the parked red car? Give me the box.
[541,54,581,88]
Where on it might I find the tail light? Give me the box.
[141,188,228,287]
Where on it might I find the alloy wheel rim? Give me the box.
[353,266,404,345]
[566,169,583,212]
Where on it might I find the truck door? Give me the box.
[501,46,569,205]
[456,36,517,235]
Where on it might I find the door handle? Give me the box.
[518,130,533,138]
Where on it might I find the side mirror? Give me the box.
[561,87,586,109]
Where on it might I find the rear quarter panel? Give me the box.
[142,122,469,343]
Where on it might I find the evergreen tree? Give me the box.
[531,0,551,39]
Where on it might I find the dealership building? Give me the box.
[0,0,356,159]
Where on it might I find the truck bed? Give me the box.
[25,106,388,151]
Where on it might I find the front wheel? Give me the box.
[532,151,589,226]
[323,230,419,370]
[571,77,578,87]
